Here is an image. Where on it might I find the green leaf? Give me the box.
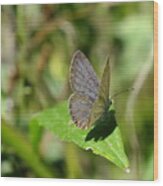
[30,101,130,171]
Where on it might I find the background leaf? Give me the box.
[2,119,55,178]
[30,101,130,171]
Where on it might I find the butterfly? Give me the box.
[69,50,111,129]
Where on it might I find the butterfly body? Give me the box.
[69,50,110,129]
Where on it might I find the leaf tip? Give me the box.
[125,167,130,174]
[85,147,92,151]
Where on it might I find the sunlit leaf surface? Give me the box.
[30,101,129,170]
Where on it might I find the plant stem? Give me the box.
[65,143,82,178]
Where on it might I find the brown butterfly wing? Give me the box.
[69,50,99,129]
[69,94,92,129]
[89,58,110,125]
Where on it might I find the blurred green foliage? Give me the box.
[1,1,154,180]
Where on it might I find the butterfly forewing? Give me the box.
[89,58,110,125]
[69,50,100,129]
[70,50,99,100]
[98,57,110,104]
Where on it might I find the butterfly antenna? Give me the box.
[111,88,134,99]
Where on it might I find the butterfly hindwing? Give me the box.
[69,94,92,129]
